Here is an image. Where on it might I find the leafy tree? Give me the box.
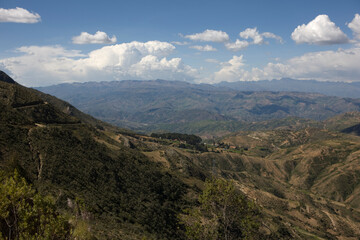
[0,170,71,240]
[180,178,260,240]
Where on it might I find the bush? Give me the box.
[180,178,260,240]
[0,170,71,240]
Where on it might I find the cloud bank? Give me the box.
[291,15,349,45]
[72,31,117,44]
[0,41,197,86]
[0,7,41,23]
[204,47,360,83]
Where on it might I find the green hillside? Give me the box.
[0,73,187,239]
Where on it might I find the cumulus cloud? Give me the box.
[240,28,265,44]
[239,27,283,44]
[211,55,247,83]
[72,31,117,44]
[189,45,217,51]
[0,41,197,86]
[225,28,282,51]
[184,29,229,42]
[291,15,349,45]
[347,13,360,40]
[225,39,250,51]
[202,47,360,83]
[0,7,41,23]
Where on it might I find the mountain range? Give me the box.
[37,79,360,138]
[2,71,360,239]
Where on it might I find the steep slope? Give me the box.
[0,70,17,84]
[0,73,187,239]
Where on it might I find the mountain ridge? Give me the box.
[216,78,360,98]
[0,70,17,84]
[36,79,360,137]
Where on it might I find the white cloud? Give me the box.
[171,41,190,46]
[72,31,117,44]
[202,47,360,83]
[262,32,284,43]
[184,29,229,42]
[347,13,360,40]
[0,41,197,86]
[225,39,250,51]
[189,45,217,51]
[291,15,349,45]
[225,28,282,51]
[0,7,41,23]
[211,55,247,83]
[239,28,265,44]
[239,27,283,44]
[262,47,360,81]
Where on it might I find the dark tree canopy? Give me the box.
[151,132,202,145]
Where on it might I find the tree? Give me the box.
[180,178,260,240]
[0,170,71,240]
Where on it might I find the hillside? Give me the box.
[0,72,188,239]
[224,129,360,238]
[128,126,360,239]
[2,71,360,239]
[36,80,360,137]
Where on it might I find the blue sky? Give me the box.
[0,0,360,86]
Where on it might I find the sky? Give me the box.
[0,0,360,87]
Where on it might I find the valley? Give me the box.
[2,1,360,239]
[37,80,360,138]
[1,71,360,239]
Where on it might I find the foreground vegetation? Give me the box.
[180,178,260,240]
[0,170,71,240]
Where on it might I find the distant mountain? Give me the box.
[216,78,360,98]
[37,80,360,136]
